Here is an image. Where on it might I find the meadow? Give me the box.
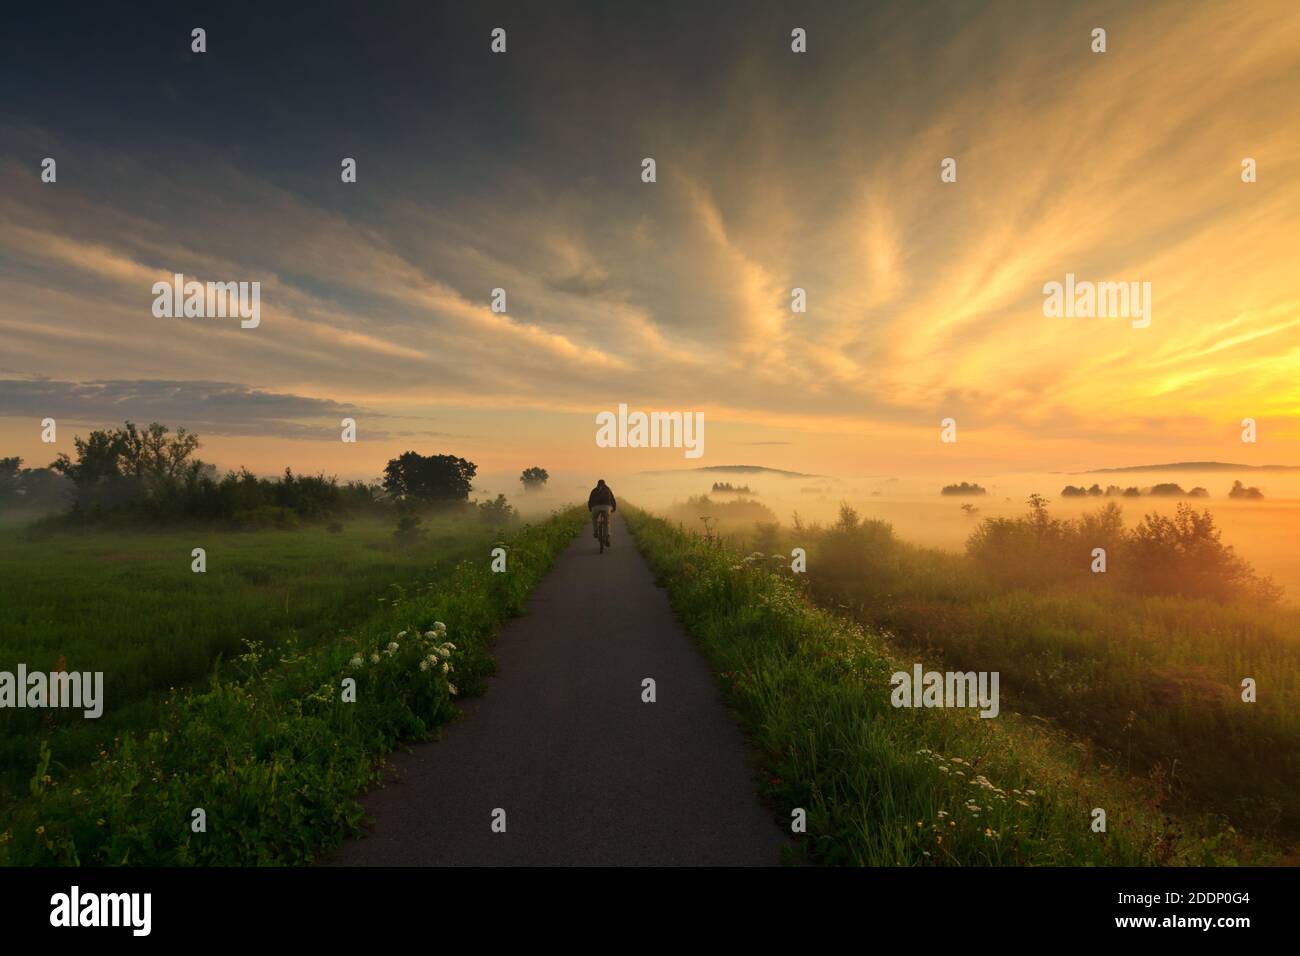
[0,512,492,794]
[0,507,586,864]
[625,507,1269,866]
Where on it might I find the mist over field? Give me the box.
[589,465,1300,598]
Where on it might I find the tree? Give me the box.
[382,452,477,503]
[50,421,202,488]
[519,466,549,491]
[1228,480,1264,500]
[0,457,20,498]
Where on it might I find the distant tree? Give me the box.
[50,421,202,488]
[1228,480,1264,500]
[711,482,753,494]
[478,493,516,523]
[382,452,477,503]
[1149,483,1187,497]
[519,466,549,491]
[1087,483,1104,496]
[50,429,127,486]
[0,457,20,497]
[1188,487,1209,497]
[1061,485,1088,497]
[940,482,987,496]
[1121,486,1142,497]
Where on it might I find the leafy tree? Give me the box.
[50,421,202,487]
[519,466,549,491]
[50,429,127,486]
[382,452,476,503]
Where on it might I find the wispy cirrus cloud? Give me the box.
[1,0,1298,474]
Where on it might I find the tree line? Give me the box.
[0,421,551,527]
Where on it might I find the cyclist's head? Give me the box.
[597,478,606,486]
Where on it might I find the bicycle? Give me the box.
[595,509,610,553]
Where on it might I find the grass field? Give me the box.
[0,506,585,864]
[626,507,1278,866]
[724,516,1300,843]
[0,512,506,795]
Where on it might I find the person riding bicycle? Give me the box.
[587,479,616,545]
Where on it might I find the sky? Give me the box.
[2,0,1299,483]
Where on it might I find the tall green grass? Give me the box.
[0,512,506,794]
[739,509,1300,840]
[0,508,584,865]
[625,508,1266,866]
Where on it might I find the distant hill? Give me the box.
[1084,461,1300,473]
[640,464,818,477]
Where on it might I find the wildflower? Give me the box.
[423,630,437,639]
[396,630,408,639]
[349,654,363,668]
[434,621,447,634]
[936,810,948,818]
[1016,799,1030,808]
[441,662,449,674]
[448,683,459,696]
[419,660,431,672]
[36,826,45,835]
[370,653,380,664]
[1025,789,1037,796]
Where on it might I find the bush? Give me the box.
[965,497,1277,603]
[476,494,516,524]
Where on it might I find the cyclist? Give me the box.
[587,479,616,546]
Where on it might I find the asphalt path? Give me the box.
[326,512,786,866]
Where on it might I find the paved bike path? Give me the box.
[326,512,786,866]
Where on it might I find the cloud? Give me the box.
[0,377,411,440]
[1,0,1297,470]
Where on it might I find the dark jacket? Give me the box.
[588,484,616,511]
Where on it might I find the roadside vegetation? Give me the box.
[626,504,1286,865]
[0,506,584,864]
